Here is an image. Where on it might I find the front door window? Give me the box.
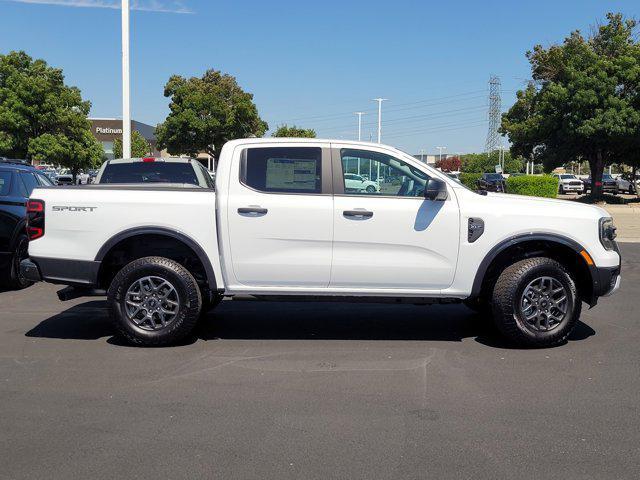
[341,149,428,197]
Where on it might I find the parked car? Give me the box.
[582,174,618,194]
[553,174,585,194]
[87,169,99,184]
[343,173,380,193]
[22,139,621,348]
[615,174,637,195]
[0,157,54,289]
[55,172,74,186]
[76,171,90,185]
[95,157,213,188]
[477,173,506,192]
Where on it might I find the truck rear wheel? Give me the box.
[107,256,202,346]
[491,257,580,347]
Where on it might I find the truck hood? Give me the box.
[484,192,609,219]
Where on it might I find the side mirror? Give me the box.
[424,178,448,201]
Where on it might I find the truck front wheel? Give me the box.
[491,257,580,347]
[107,256,202,346]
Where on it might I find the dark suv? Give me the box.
[0,158,54,289]
[583,174,618,194]
[477,172,506,192]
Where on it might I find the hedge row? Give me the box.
[459,173,482,190]
[457,173,559,198]
[505,175,558,198]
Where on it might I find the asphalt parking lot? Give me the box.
[1,244,638,479]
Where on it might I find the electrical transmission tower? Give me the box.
[485,75,502,157]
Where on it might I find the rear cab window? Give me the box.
[100,161,200,186]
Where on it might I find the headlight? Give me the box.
[599,217,617,251]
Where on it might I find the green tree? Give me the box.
[500,13,640,198]
[155,70,268,158]
[0,51,103,176]
[271,124,316,138]
[113,130,152,158]
[460,152,523,174]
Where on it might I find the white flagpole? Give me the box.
[122,0,131,158]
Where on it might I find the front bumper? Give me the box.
[602,275,621,297]
[592,265,621,298]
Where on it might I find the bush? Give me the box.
[505,175,558,198]
[459,173,482,190]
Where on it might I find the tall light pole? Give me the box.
[497,145,505,171]
[121,0,131,158]
[436,146,446,163]
[355,112,365,141]
[420,148,425,163]
[373,98,387,144]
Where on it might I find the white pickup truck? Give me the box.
[21,139,621,347]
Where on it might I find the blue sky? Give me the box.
[1,0,638,154]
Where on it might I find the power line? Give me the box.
[287,94,487,128]
[319,104,487,134]
[383,120,489,139]
[270,89,487,125]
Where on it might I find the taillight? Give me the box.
[27,199,45,240]
[142,157,155,162]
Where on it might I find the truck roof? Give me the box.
[222,138,388,148]
[105,157,196,164]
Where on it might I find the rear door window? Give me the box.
[100,162,200,185]
[241,147,322,194]
[0,171,12,196]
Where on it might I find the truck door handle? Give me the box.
[343,209,373,219]
[238,207,268,216]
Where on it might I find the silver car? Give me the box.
[615,175,637,194]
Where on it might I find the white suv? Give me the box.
[344,173,380,193]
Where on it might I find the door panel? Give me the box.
[330,146,460,290]
[226,145,333,287]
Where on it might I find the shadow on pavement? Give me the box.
[25,300,112,341]
[25,298,596,349]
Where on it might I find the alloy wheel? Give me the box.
[519,276,569,332]
[124,276,180,331]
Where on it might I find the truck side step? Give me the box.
[56,286,107,301]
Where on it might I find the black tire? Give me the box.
[1,234,32,290]
[558,186,564,195]
[107,256,202,346]
[366,185,376,193]
[491,257,581,347]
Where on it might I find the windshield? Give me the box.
[560,174,576,179]
[100,162,200,185]
[602,174,613,180]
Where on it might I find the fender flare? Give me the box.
[95,227,217,290]
[470,233,596,298]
